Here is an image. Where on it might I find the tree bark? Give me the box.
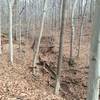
[77,0,88,57]
[0,0,2,55]
[33,0,48,75]
[87,0,100,99]
[69,0,78,64]
[55,0,66,95]
[9,3,13,64]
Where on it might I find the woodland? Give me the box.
[0,0,99,100]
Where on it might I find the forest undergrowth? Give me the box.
[0,22,91,100]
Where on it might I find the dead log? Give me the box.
[38,56,56,78]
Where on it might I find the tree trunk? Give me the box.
[33,0,48,75]
[0,1,2,55]
[19,15,21,51]
[9,4,13,64]
[87,0,100,99]
[77,0,88,57]
[89,0,93,22]
[55,0,66,95]
[69,0,78,65]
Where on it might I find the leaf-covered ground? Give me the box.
[0,21,91,100]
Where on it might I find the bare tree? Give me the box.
[87,0,100,99]
[33,0,48,75]
[77,0,88,57]
[89,0,93,22]
[13,0,17,40]
[69,0,78,65]
[7,0,15,64]
[0,0,2,55]
[55,0,66,95]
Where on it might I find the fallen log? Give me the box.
[38,56,56,78]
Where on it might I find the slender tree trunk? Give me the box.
[7,0,15,64]
[77,0,88,57]
[58,0,62,29]
[79,0,83,16]
[71,0,78,41]
[69,0,78,65]
[19,15,21,51]
[0,1,2,55]
[89,0,93,22]
[33,0,48,75]
[18,0,22,53]
[87,0,100,99]
[51,9,54,31]
[68,0,71,19]
[54,0,57,28]
[15,10,17,41]
[25,0,28,42]
[9,4,13,64]
[34,0,37,34]
[55,0,66,95]
[14,0,17,41]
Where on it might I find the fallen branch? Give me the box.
[39,56,56,78]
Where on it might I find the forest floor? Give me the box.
[0,21,92,100]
